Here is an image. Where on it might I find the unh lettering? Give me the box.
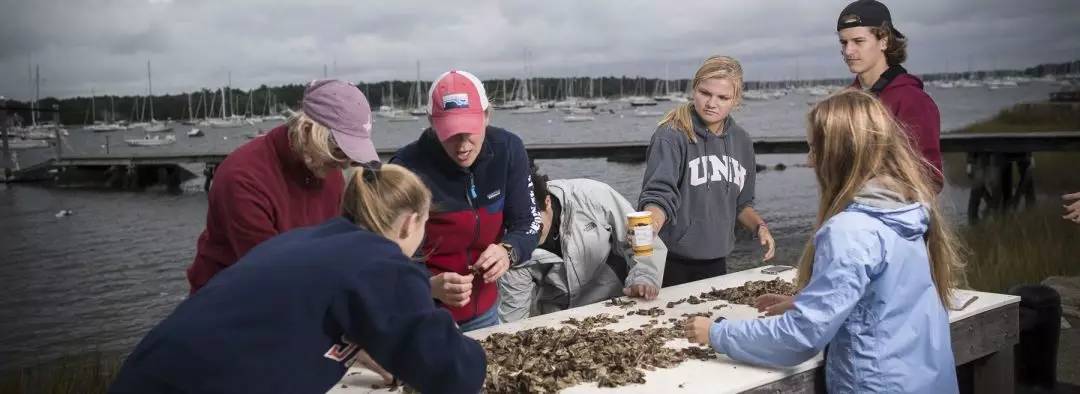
[688,155,746,190]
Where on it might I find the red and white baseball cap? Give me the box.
[428,70,489,141]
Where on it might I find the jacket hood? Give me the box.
[849,178,928,240]
[852,70,925,92]
[689,109,734,139]
[882,73,924,91]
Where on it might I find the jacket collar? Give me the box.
[418,127,496,175]
[852,65,909,94]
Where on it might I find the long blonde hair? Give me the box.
[342,164,431,237]
[796,90,965,308]
[287,112,347,175]
[657,55,744,144]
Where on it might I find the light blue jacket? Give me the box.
[709,195,957,393]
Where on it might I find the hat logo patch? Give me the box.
[442,93,470,110]
[362,118,372,133]
[841,14,861,25]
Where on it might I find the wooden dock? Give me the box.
[7,131,1079,223]
[43,130,1080,166]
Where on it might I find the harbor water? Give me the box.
[0,82,1062,370]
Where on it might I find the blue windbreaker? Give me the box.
[709,197,957,393]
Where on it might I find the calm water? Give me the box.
[0,82,1061,370]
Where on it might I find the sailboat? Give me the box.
[243,89,264,123]
[209,85,244,128]
[408,61,428,116]
[181,92,199,125]
[125,134,176,146]
[87,90,127,132]
[652,73,670,101]
[260,90,287,121]
[582,78,609,108]
[633,109,664,117]
[504,50,544,112]
[375,81,417,121]
[562,115,595,122]
[142,61,173,133]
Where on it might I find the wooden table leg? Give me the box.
[972,346,1016,394]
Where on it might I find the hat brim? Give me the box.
[431,113,485,141]
[332,130,380,163]
[891,26,905,39]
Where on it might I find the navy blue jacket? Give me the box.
[110,217,486,394]
[391,127,540,322]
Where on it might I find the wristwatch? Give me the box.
[499,242,517,264]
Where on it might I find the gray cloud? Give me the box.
[1,0,1078,99]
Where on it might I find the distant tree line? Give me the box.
[4,59,1077,126]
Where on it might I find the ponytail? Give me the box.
[342,162,432,237]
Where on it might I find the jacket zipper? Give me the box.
[465,172,481,320]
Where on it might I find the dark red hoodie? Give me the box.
[186,125,344,293]
[854,67,944,189]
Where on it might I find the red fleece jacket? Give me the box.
[186,125,344,293]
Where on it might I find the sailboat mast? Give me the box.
[147,60,155,122]
[664,63,670,95]
[220,86,226,120]
[91,88,97,123]
[415,60,422,109]
[27,60,34,126]
[33,65,40,126]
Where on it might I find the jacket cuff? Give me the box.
[639,199,673,222]
[736,200,754,213]
[626,270,661,289]
[709,321,729,354]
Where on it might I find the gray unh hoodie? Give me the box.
[638,113,756,260]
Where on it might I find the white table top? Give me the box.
[330,266,1019,394]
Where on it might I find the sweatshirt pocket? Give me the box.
[663,216,694,250]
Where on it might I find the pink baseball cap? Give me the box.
[428,70,490,141]
[302,79,378,163]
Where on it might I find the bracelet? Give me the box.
[756,222,769,233]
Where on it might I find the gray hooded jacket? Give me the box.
[638,113,756,260]
[498,179,667,322]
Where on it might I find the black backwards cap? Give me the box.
[837,0,905,39]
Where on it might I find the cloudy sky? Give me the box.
[2,0,1078,99]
